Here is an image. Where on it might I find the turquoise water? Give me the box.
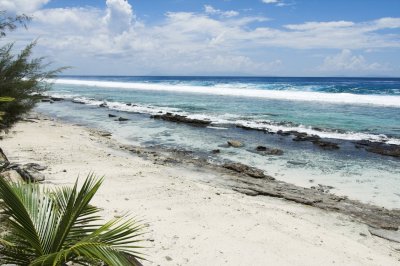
[37,76,400,209]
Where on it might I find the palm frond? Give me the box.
[0,174,147,265]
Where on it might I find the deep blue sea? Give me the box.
[37,76,400,209]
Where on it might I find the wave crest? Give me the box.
[49,79,400,108]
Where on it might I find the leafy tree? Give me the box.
[0,174,146,265]
[0,11,64,128]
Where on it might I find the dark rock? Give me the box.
[0,147,10,171]
[354,140,400,158]
[23,163,47,171]
[292,132,320,142]
[72,100,85,104]
[312,140,340,150]
[99,103,107,108]
[233,187,259,196]
[108,114,117,118]
[255,146,283,155]
[118,117,129,122]
[50,97,64,101]
[287,160,307,165]
[227,140,243,148]
[277,130,291,136]
[223,163,274,180]
[15,166,45,182]
[367,145,400,158]
[41,98,53,103]
[98,131,112,137]
[151,113,211,127]
[312,127,324,132]
[212,149,221,154]
[126,103,132,106]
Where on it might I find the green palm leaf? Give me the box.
[0,174,146,265]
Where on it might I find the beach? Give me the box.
[1,115,399,266]
[37,76,400,209]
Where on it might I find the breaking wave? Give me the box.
[49,79,400,108]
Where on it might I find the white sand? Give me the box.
[1,117,399,266]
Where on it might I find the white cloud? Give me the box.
[104,0,134,34]
[0,0,50,13]
[262,0,279,3]
[5,1,399,75]
[285,21,355,31]
[204,5,239,18]
[261,0,288,6]
[320,49,387,74]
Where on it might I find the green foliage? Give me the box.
[0,96,14,121]
[0,11,30,37]
[0,11,65,128]
[0,174,146,265]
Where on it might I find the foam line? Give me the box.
[49,79,400,108]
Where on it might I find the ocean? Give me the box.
[37,76,400,209]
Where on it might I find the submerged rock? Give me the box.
[284,130,340,150]
[312,140,340,150]
[72,100,85,104]
[227,140,243,148]
[50,97,64,101]
[223,162,274,180]
[256,146,267,151]
[151,113,211,127]
[277,130,291,136]
[108,114,117,118]
[118,117,130,122]
[355,140,400,158]
[255,146,284,155]
[41,98,53,103]
[292,132,320,142]
[99,103,107,108]
[212,149,221,154]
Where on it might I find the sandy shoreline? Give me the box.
[1,115,400,265]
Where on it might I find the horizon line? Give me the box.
[57,75,400,79]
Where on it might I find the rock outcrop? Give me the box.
[227,140,243,148]
[15,163,46,182]
[0,148,9,171]
[355,140,400,158]
[255,146,284,155]
[151,113,211,127]
[223,163,274,180]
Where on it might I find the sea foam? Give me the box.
[49,94,400,145]
[49,79,400,108]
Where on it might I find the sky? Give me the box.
[1,0,400,77]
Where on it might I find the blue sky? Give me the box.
[2,0,400,76]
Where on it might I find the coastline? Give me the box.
[1,114,400,265]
